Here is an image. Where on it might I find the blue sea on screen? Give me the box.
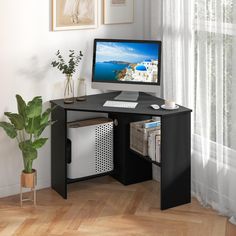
[94,62,127,81]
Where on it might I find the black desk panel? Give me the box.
[51,92,191,116]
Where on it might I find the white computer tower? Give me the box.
[67,118,114,179]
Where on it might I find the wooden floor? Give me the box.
[0,176,236,236]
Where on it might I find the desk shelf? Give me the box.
[130,149,161,167]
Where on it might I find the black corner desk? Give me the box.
[50,92,192,210]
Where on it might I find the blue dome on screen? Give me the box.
[136,65,147,71]
[144,59,152,62]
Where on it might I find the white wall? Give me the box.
[150,0,162,40]
[0,0,150,197]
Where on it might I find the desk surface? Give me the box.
[51,92,192,117]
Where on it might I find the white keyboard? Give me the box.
[103,100,138,109]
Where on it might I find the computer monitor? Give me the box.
[92,39,162,101]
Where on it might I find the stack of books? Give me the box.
[146,119,161,163]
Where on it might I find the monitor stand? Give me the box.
[114,91,139,101]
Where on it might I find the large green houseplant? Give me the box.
[0,95,53,175]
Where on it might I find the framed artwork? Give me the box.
[52,0,98,31]
[103,0,134,24]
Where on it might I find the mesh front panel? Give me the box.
[95,123,113,173]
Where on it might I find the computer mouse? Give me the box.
[150,104,160,110]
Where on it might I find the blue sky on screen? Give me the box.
[96,42,159,63]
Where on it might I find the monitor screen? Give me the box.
[92,39,161,86]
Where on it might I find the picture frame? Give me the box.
[103,0,134,24]
[52,0,98,31]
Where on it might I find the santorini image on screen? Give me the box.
[94,41,159,83]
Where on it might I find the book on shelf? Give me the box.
[155,136,161,163]
[148,134,155,161]
[148,130,161,162]
[143,121,161,129]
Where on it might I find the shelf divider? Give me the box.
[129,149,161,167]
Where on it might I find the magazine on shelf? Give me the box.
[148,130,161,162]
[155,136,161,163]
[148,134,155,161]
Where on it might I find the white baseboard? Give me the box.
[0,178,50,198]
[1,165,161,198]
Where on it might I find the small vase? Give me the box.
[76,78,86,101]
[64,74,74,104]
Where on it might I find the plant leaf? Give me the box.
[34,123,48,138]
[16,94,27,122]
[32,138,48,149]
[40,108,53,126]
[26,96,42,118]
[0,122,17,138]
[4,112,24,130]
[34,121,55,138]
[25,116,41,134]
[19,140,37,161]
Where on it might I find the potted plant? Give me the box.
[51,50,83,104]
[0,95,54,189]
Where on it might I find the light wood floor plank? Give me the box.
[0,176,235,236]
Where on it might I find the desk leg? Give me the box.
[161,112,191,210]
[51,105,67,199]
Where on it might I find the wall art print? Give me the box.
[52,0,98,31]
